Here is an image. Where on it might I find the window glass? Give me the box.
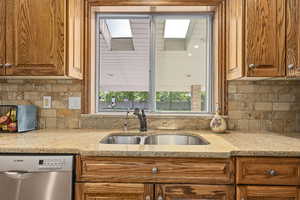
[155,16,210,112]
[96,14,212,113]
[98,17,151,111]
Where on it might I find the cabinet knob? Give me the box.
[152,167,158,174]
[157,196,163,200]
[288,64,295,70]
[145,195,151,200]
[0,64,3,68]
[4,63,13,68]
[267,169,278,176]
[249,64,257,69]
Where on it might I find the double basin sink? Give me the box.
[100,133,209,145]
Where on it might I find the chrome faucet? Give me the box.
[133,108,147,132]
[123,109,130,132]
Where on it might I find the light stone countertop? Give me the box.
[0,129,299,158]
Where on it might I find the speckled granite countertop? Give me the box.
[0,129,299,158]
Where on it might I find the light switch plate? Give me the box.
[69,97,81,110]
[43,96,52,109]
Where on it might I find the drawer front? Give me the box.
[77,156,235,184]
[237,157,300,185]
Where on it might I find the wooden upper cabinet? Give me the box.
[155,184,235,200]
[227,0,286,79]
[0,0,5,76]
[226,0,244,80]
[237,186,300,200]
[3,0,83,78]
[245,0,286,77]
[75,183,154,200]
[287,0,300,77]
[68,0,84,79]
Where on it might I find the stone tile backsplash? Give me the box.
[0,79,82,129]
[227,80,300,133]
[0,79,299,134]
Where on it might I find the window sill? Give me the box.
[81,112,219,119]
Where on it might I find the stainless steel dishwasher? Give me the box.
[0,155,73,200]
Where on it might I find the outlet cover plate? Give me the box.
[69,97,81,110]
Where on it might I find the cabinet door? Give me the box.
[245,0,285,77]
[0,0,5,75]
[237,186,299,200]
[68,0,83,79]
[287,0,300,77]
[156,184,234,200]
[75,183,154,200]
[226,0,244,80]
[5,0,66,76]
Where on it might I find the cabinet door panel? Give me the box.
[237,186,299,200]
[5,0,65,76]
[245,0,285,77]
[68,0,83,79]
[0,0,5,75]
[155,184,234,200]
[287,0,300,77]
[75,183,153,200]
[226,0,244,80]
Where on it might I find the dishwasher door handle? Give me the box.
[0,171,33,179]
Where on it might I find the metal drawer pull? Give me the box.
[152,167,158,174]
[288,64,295,70]
[249,64,273,69]
[267,169,278,176]
[4,63,13,67]
[157,196,163,200]
[145,195,151,200]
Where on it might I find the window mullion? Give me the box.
[149,15,156,112]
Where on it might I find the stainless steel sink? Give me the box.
[100,135,141,144]
[100,133,209,145]
[144,134,209,145]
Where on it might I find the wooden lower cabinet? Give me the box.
[237,186,300,200]
[75,183,154,200]
[156,184,235,200]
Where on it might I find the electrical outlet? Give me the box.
[69,97,81,109]
[43,96,52,109]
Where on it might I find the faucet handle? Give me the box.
[134,108,140,115]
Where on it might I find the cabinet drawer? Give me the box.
[77,156,235,184]
[236,157,300,185]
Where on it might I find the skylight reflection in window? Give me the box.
[106,19,133,38]
[164,19,190,39]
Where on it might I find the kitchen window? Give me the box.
[96,13,214,114]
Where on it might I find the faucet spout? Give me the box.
[133,108,147,132]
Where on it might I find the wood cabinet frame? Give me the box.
[0,0,83,79]
[82,0,228,115]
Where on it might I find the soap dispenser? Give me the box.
[210,103,227,133]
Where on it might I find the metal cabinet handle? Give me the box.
[4,63,13,67]
[288,64,295,70]
[249,64,273,69]
[157,196,163,200]
[152,167,158,174]
[145,195,151,200]
[249,64,257,69]
[267,169,278,176]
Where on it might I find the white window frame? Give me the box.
[95,13,214,114]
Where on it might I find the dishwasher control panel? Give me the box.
[0,155,73,172]
[38,159,65,169]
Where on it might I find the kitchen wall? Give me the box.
[0,79,299,134]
